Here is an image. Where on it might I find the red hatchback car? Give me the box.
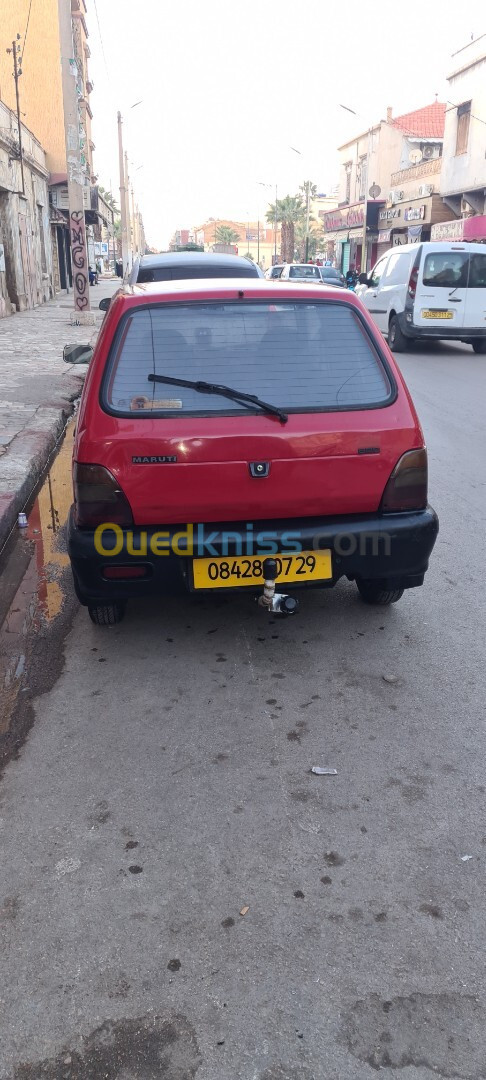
[65,279,438,624]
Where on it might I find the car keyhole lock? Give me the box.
[249,461,270,478]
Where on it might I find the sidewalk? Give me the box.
[0,278,119,553]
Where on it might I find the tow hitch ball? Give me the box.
[258,558,299,616]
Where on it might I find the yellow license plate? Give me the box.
[422,309,454,320]
[192,550,332,589]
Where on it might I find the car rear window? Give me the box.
[422,252,468,288]
[289,265,321,279]
[137,264,258,283]
[104,302,392,417]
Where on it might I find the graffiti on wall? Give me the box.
[70,209,89,311]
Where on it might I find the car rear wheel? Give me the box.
[388,315,408,353]
[357,582,404,605]
[88,602,126,626]
[471,339,486,354]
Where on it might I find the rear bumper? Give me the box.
[67,505,439,604]
[398,312,486,341]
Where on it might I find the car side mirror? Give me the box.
[63,343,94,365]
[99,297,111,311]
[358,273,369,285]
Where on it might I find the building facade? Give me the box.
[435,35,486,243]
[0,0,101,306]
[326,103,452,272]
[0,99,52,316]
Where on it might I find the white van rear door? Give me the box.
[414,248,468,330]
[464,251,486,330]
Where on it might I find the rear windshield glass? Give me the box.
[422,252,468,288]
[104,302,392,416]
[289,265,321,279]
[137,264,258,283]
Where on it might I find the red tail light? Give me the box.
[73,463,133,528]
[381,449,428,512]
[102,565,149,579]
[408,265,419,299]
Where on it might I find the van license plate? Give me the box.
[192,550,332,589]
[422,309,454,320]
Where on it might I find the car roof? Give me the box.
[119,278,360,302]
[138,252,258,270]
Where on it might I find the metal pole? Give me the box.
[274,184,278,261]
[305,181,310,261]
[257,218,260,264]
[57,0,90,313]
[131,185,136,256]
[124,150,132,269]
[117,111,129,274]
[361,128,371,274]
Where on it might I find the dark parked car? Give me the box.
[319,266,346,287]
[129,252,263,285]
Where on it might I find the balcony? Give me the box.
[390,157,441,188]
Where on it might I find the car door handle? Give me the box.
[449,298,462,302]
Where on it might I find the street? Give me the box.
[0,340,485,1080]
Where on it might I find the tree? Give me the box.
[294,216,321,262]
[215,225,240,245]
[266,195,304,263]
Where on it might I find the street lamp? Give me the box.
[290,146,311,261]
[117,100,143,273]
[257,181,278,262]
[338,104,372,275]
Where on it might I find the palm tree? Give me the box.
[215,225,240,245]
[266,195,304,263]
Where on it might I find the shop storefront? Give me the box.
[322,201,383,273]
[431,215,486,242]
[378,194,453,247]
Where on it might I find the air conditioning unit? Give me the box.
[422,145,434,160]
[390,190,404,204]
[418,184,433,197]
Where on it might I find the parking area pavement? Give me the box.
[0,339,485,1080]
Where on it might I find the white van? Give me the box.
[356,241,486,353]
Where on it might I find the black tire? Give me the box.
[472,339,486,354]
[357,582,404,606]
[388,314,408,353]
[88,602,126,625]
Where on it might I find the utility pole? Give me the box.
[117,112,130,273]
[57,0,90,314]
[124,150,132,270]
[361,129,371,275]
[305,181,311,261]
[131,184,137,257]
[6,35,25,194]
[274,184,278,262]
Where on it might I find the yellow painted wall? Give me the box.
[0,0,65,173]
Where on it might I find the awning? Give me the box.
[321,231,341,243]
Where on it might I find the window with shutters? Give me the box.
[455,102,471,156]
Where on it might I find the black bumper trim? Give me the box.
[397,312,486,341]
[67,506,439,603]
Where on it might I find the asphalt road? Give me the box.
[1,340,486,1080]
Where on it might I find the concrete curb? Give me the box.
[0,395,79,555]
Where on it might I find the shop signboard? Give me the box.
[404,205,426,222]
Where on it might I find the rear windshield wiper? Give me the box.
[148,373,288,423]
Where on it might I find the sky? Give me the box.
[88,0,485,250]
